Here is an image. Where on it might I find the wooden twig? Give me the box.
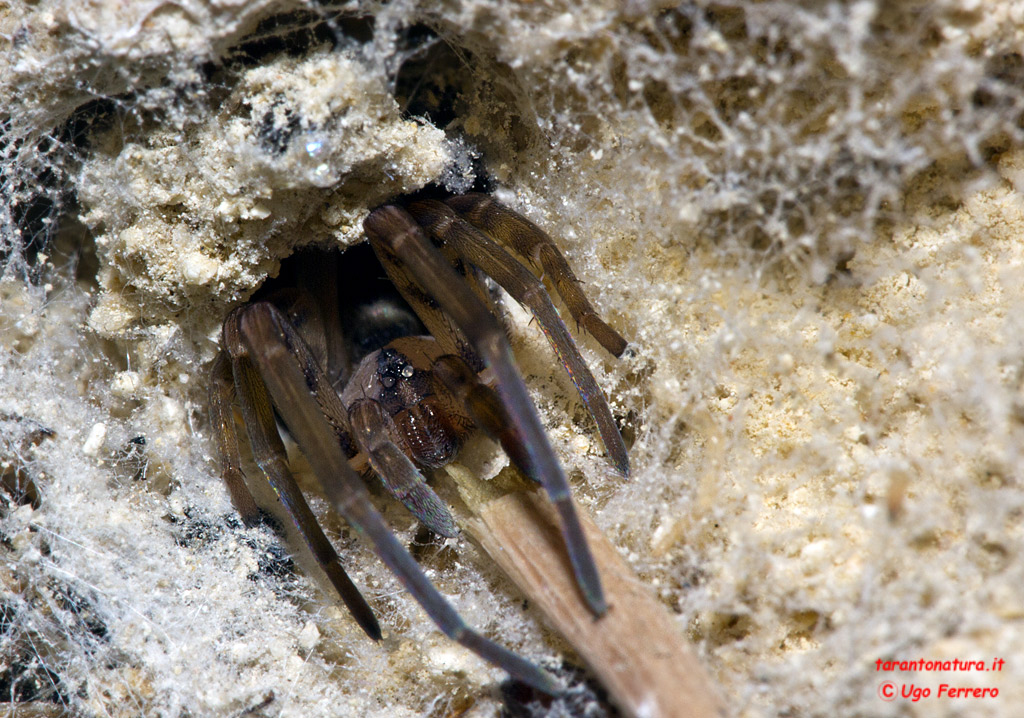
[446,464,727,718]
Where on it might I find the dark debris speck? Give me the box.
[501,661,620,718]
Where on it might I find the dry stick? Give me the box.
[446,465,727,718]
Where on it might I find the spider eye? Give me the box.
[380,375,396,388]
[401,364,415,378]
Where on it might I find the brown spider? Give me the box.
[208,193,628,693]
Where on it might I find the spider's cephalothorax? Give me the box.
[344,340,472,470]
[209,193,629,693]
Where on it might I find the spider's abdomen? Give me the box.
[342,337,473,469]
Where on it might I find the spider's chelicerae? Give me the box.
[209,193,628,693]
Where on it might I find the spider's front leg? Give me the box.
[211,304,381,641]
[445,193,628,359]
[364,206,607,617]
[408,198,629,476]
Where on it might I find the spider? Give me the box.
[208,193,629,693]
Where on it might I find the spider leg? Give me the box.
[221,306,382,641]
[445,193,628,358]
[249,294,357,457]
[431,354,536,475]
[266,287,331,372]
[347,397,459,538]
[209,351,261,525]
[366,232,476,366]
[408,199,629,477]
[364,206,607,617]
[284,250,350,386]
[236,303,559,694]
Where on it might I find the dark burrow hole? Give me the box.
[258,241,428,371]
[393,24,465,128]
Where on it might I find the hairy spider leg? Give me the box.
[291,249,350,385]
[252,292,357,457]
[236,303,559,695]
[409,199,629,477]
[364,206,607,617]
[213,308,382,640]
[430,354,539,477]
[447,193,628,358]
[210,352,262,524]
[346,396,459,538]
